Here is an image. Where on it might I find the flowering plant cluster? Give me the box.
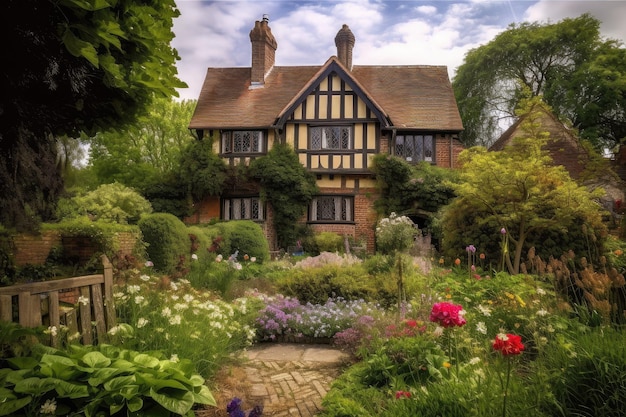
[255,295,381,340]
[492,333,525,356]
[375,212,417,255]
[429,302,467,328]
[227,397,263,417]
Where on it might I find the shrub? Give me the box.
[57,182,152,224]
[314,232,344,253]
[215,221,270,263]
[187,226,214,262]
[376,213,417,255]
[138,213,189,274]
[0,343,215,416]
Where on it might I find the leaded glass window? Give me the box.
[310,126,352,150]
[222,131,264,153]
[223,198,264,220]
[309,196,353,222]
[394,134,434,163]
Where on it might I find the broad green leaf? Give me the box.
[103,375,137,391]
[0,396,31,416]
[81,351,112,368]
[149,387,194,415]
[54,379,90,398]
[87,367,123,386]
[128,396,143,412]
[4,369,30,384]
[188,374,205,387]
[193,385,217,406]
[6,356,39,370]
[133,354,160,369]
[136,373,188,391]
[14,377,56,395]
[62,27,99,67]
[111,359,136,371]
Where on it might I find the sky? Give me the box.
[171,0,626,101]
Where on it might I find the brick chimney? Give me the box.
[249,15,277,86]
[335,24,355,70]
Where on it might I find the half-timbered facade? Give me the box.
[189,17,464,252]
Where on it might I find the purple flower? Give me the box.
[466,245,476,253]
[501,227,506,235]
[249,404,264,417]
[227,398,243,414]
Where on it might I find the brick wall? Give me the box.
[435,136,465,168]
[11,231,138,267]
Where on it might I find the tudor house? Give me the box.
[188,17,464,253]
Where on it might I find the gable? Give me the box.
[274,59,390,128]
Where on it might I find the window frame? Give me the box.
[221,130,265,154]
[309,125,353,150]
[309,195,354,223]
[393,134,435,163]
[222,197,264,221]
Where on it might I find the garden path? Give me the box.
[196,343,352,417]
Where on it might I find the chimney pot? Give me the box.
[335,24,355,70]
[249,16,277,85]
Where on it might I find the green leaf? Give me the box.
[6,356,39,370]
[136,373,188,391]
[62,27,99,67]
[0,396,31,416]
[82,351,112,368]
[193,385,217,406]
[13,377,56,395]
[103,375,137,391]
[133,353,160,369]
[128,396,143,412]
[149,387,194,415]
[87,367,123,386]
[54,379,90,399]
[187,374,205,388]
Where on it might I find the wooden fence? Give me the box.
[0,255,116,346]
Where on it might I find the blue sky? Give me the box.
[172,1,626,101]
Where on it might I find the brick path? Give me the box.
[243,344,350,417]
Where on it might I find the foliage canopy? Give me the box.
[453,13,626,149]
[441,98,607,274]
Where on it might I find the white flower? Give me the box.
[114,292,125,299]
[536,309,548,317]
[477,304,492,317]
[127,285,141,294]
[134,295,145,305]
[40,398,57,414]
[469,357,481,365]
[216,254,223,262]
[169,315,182,325]
[170,354,179,363]
[433,326,444,337]
[140,274,151,281]
[45,326,58,337]
[496,333,509,341]
[171,295,180,301]
[250,256,256,263]
[174,303,188,311]
[161,307,172,317]
[108,326,121,336]
[137,318,149,328]
[191,254,198,260]
[536,288,546,296]
[476,322,487,335]
[77,296,90,306]
[170,282,178,291]
[183,294,194,303]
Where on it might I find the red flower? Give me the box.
[429,302,466,328]
[395,390,411,399]
[492,333,524,356]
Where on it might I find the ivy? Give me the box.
[249,143,318,249]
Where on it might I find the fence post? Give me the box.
[101,255,117,330]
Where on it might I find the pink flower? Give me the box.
[395,390,411,399]
[429,302,466,328]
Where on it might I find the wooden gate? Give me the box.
[0,255,116,346]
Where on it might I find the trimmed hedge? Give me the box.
[214,221,270,263]
[138,213,189,274]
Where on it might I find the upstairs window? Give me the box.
[223,197,264,221]
[309,196,353,222]
[310,126,352,150]
[394,134,434,163]
[222,131,264,154]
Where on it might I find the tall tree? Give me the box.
[89,98,197,190]
[441,97,606,274]
[1,0,185,230]
[453,14,626,149]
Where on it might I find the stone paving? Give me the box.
[243,343,350,417]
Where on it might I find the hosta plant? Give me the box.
[0,343,215,416]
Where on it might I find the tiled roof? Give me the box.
[189,58,463,132]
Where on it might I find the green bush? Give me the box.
[215,221,270,263]
[187,226,214,262]
[138,213,189,274]
[57,182,152,224]
[315,232,344,253]
[275,264,397,307]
